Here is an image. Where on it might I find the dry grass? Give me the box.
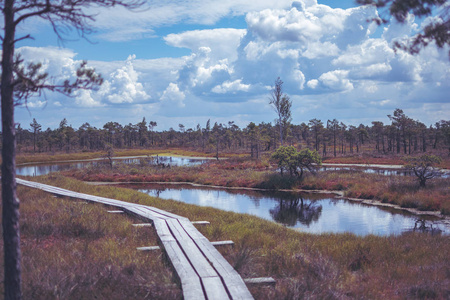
[3,175,449,299]
[0,185,181,299]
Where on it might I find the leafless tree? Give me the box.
[269,77,292,146]
[405,154,442,187]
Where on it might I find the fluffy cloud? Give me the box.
[89,0,294,42]
[245,3,376,49]
[104,55,150,104]
[17,47,80,84]
[15,0,450,130]
[177,47,232,92]
[211,79,251,94]
[75,90,104,108]
[160,83,186,107]
[164,29,246,62]
[316,70,353,91]
[25,99,46,108]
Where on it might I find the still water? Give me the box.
[16,156,209,176]
[16,157,449,236]
[17,157,449,178]
[136,184,449,236]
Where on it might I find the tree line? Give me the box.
[7,109,449,158]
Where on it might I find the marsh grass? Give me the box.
[70,157,449,215]
[7,175,450,299]
[14,148,237,165]
[0,185,181,299]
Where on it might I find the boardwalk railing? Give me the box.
[17,178,254,300]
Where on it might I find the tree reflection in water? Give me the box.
[270,195,322,227]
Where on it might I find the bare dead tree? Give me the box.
[1,1,144,299]
[269,77,292,146]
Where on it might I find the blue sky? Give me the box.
[15,0,450,131]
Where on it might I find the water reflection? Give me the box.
[16,156,209,176]
[134,184,449,236]
[410,219,443,235]
[270,197,323,227]
[320,166,449,178]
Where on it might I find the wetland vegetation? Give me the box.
[2,174,449,299]
[5,107,450,299]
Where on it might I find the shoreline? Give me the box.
[85,180,450,227]
[16,154,224,166]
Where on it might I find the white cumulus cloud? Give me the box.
[160,83,186,107]
[164,28,246,62]
[104,55,150,104]
[211,79,251,94]
[317,70,354,91]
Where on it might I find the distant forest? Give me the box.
[9,108,450,158]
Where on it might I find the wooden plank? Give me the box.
[154,220,177,243]
[192,221,210,225]
[163,240,205,300]
[127,206,169,221]
[244,277,276,286]
[196,237,253,299]
[171,219,253,299]
[178,219,254,300]
[144,206,190,221]
[202,276,230,300]
[17,179,130,209]
[166,219,219,278]
[211,240,234,247]
[132,223,153,227]
[152,219,205,300]
[181,278,206,300]
[136,240,234,252]
[136,246,160,251]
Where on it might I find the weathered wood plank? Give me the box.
[163,240,205,300]
[202,276,230,300]
[127,205,169,221]
[141,204,190,221]
[211,240,234,247]
[132,223,153,227]
[178,219,254,300]
[136,246,161,251]
[135,240,235,252]
[166,219,219,278]
[153,220,206,300]
[192,221,210,225]
[18,180,129,209]
[244,277,276,286]
[153,219,176,243]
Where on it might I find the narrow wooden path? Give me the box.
[17,178,254,300]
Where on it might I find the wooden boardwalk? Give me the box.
[17,178,254,300]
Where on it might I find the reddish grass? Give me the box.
[66,157,449,215]
[7,175,450,299]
